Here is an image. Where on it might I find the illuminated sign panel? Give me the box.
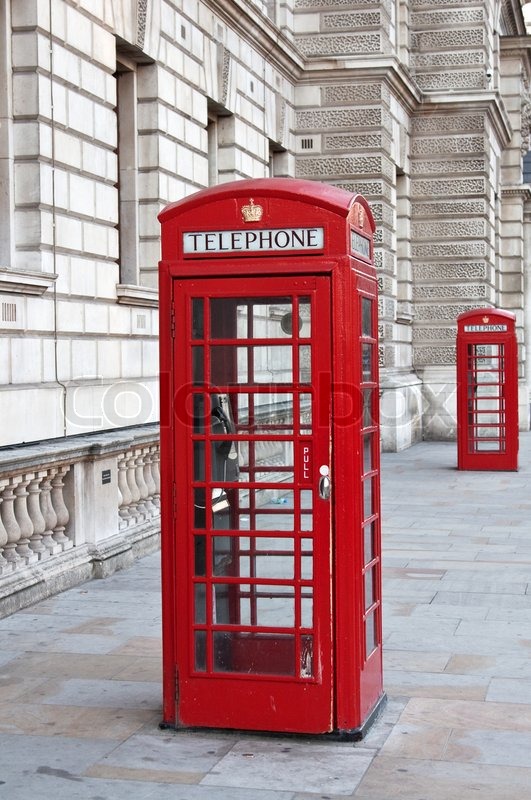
[463,324,508,332]
[351,230,370,259]
[183,227,324,255]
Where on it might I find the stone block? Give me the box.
[57,299,85,333]
[82,221,112,258]
[55,214,83,252]
[12,73,39,117]
[97,338,122,380]
[54,130,82,169]
[71,338,98,378]
[95,260,120,299]
[121,339,142,379]
[84,302,109,334]
[0,386,64,446]
[70,255,97,298]
[66,4,93,55]
[69,173,96,218]
[94,104,117,148]
[68,89,94,137]
[65,380,108,435]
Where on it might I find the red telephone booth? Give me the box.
[456,308,518,471]
[158,178,384,738]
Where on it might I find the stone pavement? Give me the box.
[1,434,531,799]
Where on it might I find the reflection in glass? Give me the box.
[300,490,313,509]
[301,538,313,552]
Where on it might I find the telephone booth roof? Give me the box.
[158,178,375,264]
[159,178,375,226]
[457,308,516,327]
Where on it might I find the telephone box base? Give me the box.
[159,694,387,742]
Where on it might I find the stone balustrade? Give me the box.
[0,424,161,617]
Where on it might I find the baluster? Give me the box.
[14,473,38,565]
[51,465,72,550]
[142,447,156,516]
[151,445,161,510]
[0,479,12,573]
[27,471,48,559]
[118,454,133,528]
[40,469,61,555]
[134,450,149,519]
[1,478,22,567]
[126,451,141,523]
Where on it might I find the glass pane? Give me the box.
[236,439,294,476]
[363,433,373,474]
[194,535,206,575]
[252,299,292,338]
[363,389,373,428]
[212,583,232,624]
[253,345,293,383]
[362,297,372,337]
[211,298,247,339]
[301,589,313,627]
[365,613,377,657]
[362,343,373,382]
[212,536,234,576]
[299,298,311,338]
[301,514,313,531]
[364,567,375,611]
[301,538,313,552]
[192,298,204,339]
[236,392,294,434]
[363,476,373,519]
[194,631,206,671]
[301,555,313,579]
[300,635,313,677]
[255,585,295,626]
[210,346,248,385]
[194,584,206,623]
[213,632,295,675]
[364,522,374,565]
[192,347,204,384]
[300,490,313,509]
[300,393,312,432]
[299,345,311,383]
[194,443,205,481]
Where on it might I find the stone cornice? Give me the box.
[414,92,513,148]
[116,284,158,308]
[0,267,57,296]
[203,0,304,80]
[501,184,531,199]
[297,56,422,113]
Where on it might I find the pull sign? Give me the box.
[299,442,312,483]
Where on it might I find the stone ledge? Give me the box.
[116,284,159,308]
[0,267,57,296]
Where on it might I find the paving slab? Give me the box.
[0,433,530,799]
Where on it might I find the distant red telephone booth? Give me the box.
[456,308,518,471]
[158,178,384,738]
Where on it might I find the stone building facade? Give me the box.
[0,0,530,610]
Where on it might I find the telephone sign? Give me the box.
[158,178,384,738]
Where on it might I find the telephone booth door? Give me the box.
[171,275,334,733]
[456,309,518,471]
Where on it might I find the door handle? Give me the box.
[318,465,331,500]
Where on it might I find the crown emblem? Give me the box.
[241,198,263,223]
[482,315,490,323]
